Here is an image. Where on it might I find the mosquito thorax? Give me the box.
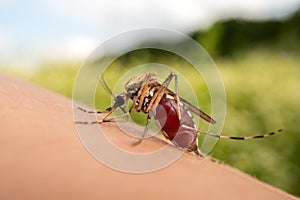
[125,73,157,94]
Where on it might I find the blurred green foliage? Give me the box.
[29,62,78,97]
[214,50,300,196]
[2,10,300,197]
[192,10,300,57]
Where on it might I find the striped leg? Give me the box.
[75,106,130,124]
[181,124,284,140]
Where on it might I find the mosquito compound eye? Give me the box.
[116,95,125,106]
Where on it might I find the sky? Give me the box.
[0,0,300,69]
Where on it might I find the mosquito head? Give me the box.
[114,93,127,107]
[125,73,157,94]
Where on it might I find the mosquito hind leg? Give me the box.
[187,140,205,157]
[193,149,205,157]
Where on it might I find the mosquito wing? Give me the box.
[179,97,216,124]
[162,84,216,125]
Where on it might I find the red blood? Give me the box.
[153,96,197,149]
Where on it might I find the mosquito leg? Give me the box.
[99,111,130,123]
[132,114,152,146]
[77,106,105,114]
[75,103,131,124]
[161,72,182,125]
[193,149,205,158]
[182,136,204,158]
[136,73,151,112]
[142,114,152,138]
[75,106,113,124]
[173,73,182,126]
[181,124,283,140]
[77,105,124,114]
[75,108,114,124]
[75,111,130,124]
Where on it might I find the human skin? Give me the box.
[0,75,297,200]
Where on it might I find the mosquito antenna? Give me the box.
[99,74,129,115]
[99,74,116,99]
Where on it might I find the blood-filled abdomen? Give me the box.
[153,95,198,149]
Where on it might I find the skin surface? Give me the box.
[0,75,298,200]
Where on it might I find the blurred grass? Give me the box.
[214,49,300,196]
[1,48,300,197]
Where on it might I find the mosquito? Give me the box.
[76,72,283,157]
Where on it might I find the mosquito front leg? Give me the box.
[75,101,130,125]
[77,106,105,114]
[99,110,131,123]
[75,106,111,124]
[75,109,130,124]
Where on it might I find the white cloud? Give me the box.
[62,35,99,59]
[41,35,99,61]
[43,0,300,31]
[0,30,99,69]
[0,28,15,61]
[43,0,213,32]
